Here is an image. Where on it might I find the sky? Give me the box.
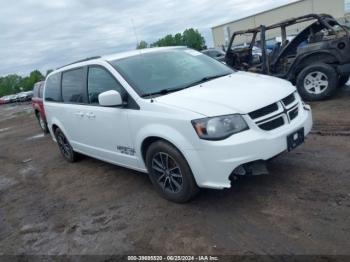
[0,0,305,76]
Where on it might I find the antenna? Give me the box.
[131,19,140,49]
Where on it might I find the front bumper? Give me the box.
[183,105,313,189]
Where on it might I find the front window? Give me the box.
[87,66,125,104]
[110,49,233,97]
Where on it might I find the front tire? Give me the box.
[54,128,78,162]
[145,140,199,203]
[296,63,338,101]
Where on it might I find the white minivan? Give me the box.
[44,47,313,203]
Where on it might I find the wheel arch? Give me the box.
[295,62,339,101]
[288,51,340,82]
[49,118,71,142]
[52,124,59,133]
[136,124,196,168]
[141,136,188,166]
[139,134,200,190]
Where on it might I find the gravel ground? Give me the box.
[0,88,349,256]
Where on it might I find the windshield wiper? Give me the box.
[181,73,231,89]
[141,73,231,98]
[141,87,187,98]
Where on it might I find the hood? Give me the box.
[155,71,296,117]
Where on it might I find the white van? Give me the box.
[44,47,313,203]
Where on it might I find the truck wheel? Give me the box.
[145,140,199,203]
[296,63,338,101]
[36,113,49,134]
[339,75,349,87]
[54,128,78,162]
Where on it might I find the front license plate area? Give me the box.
[287,128,305,151]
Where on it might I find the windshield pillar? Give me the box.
[260,25,269,74]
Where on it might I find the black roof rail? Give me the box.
[57,56,101,70]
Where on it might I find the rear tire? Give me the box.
[296,63,338,101]
[54,128,78,162]
[145,140,199,203]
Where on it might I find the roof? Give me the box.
[102,46,186,61]
[52,46,187,74]
[211,0,304,29]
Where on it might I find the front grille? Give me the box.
[282,93,296,107]
[289,107,299,121]
[259,117,285,131]
[248,92,300,131]
[249,103,279,120]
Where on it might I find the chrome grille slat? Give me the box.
[259,116,285,131]
[248,92,300,131]
[289,105,299,121]
[249,103,279,120]
[282,93,296,107]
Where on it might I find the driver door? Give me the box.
[75,65,138,168]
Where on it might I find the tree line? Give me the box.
[137,28,206,51]
[1,28,206,97]
[0,70,49,97]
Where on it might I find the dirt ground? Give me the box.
[0,88,349,256]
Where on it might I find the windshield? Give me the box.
[110,49,233,97]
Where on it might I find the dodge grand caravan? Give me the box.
[44,47,313,203]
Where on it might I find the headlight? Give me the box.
[191,114,249,140]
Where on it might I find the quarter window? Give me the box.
[39,83,44,98]
[45,73,61,102]
[88,66,124,104]
[62,68,85,103]
[33,83,40,98]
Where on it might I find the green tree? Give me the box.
[182,28,206,51]
[136,40,148,49]
[0,70,44,97]
[0,74,22,96]
[21,70,44,91]
[151,28,205,51]
[174,33,183,46]
[152,34,176,47]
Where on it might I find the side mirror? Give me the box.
[98,90,123,107]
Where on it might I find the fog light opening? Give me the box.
[231,161,269,178]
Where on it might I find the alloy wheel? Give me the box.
[151,152,183,193]
[56,132,72,159]
[304,71,329,94]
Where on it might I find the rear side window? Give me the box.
[45,74,61,102]
[88,66,125,104]
[33,84,40,98]
[62,68,86,104]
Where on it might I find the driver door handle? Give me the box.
[86,112,96,119]
[75,112,85,118]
